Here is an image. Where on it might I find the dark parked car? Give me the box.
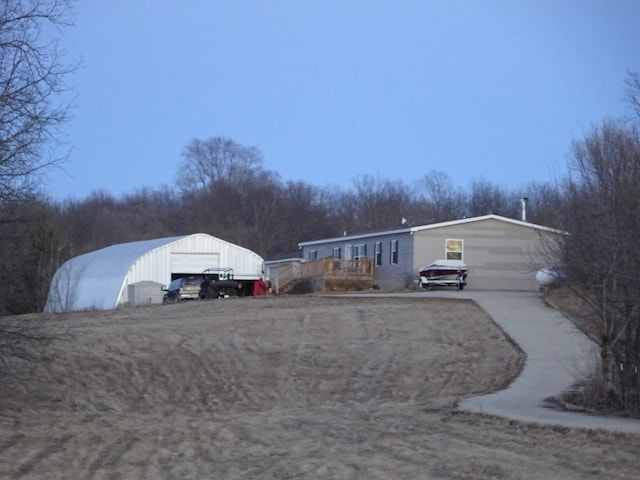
[162,276,204,303]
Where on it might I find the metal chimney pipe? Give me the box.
[520,197,528,222]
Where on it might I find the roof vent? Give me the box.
[520,197,528,222]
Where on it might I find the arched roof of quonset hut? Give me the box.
[45,233,264,312]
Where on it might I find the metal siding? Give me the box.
[171,253,220,273]
[120,234,264,306]
[46,236,187,312]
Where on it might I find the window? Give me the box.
[445,239,463,260]
[309,249,318,261]
[374,242,382,266]
[353,243,367,260]
[333,247,342,259]
[390,240,399,265]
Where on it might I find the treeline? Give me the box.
[0,136,566,315]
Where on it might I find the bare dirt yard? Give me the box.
[1,295,639,479]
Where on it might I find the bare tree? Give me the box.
[415,170,467,223]
[0,0,75,202]
[466,179,519,218]
[0,197,57,313]
[250,180,337,258]
[0,312,55,385]
[177,136,264,191]
[119,186,185,239]
[518,181,567,229]
[0,0,74,351]
[0,196,66,387]
[625,70,640,121]
[338,174,414,233]
[272,181,337,255]
[558,120,640,414]
[60,190,126,253]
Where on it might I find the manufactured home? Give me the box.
[298,215,563,291]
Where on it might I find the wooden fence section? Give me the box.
[274,258,373,294]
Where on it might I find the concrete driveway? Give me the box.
[423,290,640,434]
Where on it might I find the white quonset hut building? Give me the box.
[45,233,265,312]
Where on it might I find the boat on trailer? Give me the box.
[419,259,468,290]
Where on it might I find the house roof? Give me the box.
[298,214,565,247]
[409,214,565,235]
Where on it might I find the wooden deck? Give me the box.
[273,258,373,294]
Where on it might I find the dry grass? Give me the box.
[544,286,601,343]
[544,286,640,418]
[0,295,639,479]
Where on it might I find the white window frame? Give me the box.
[353,243,367,260]
[445,239,463,261]
[374,241,382,266]
[390,240,399,265]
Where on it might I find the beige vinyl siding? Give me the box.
[413,218,550,291]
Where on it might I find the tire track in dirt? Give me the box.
[267,313,314,407]
[217,332,258,408]
[198,316,268,411]
[366,348,403,403]
[174,340,252,410]
[0,432,24,451]
[357,308,371,342]
[84,434,139,478]
[119,332,208,415]
[92,333,180,414]
[349,308,411,404]
[14,434,73,477]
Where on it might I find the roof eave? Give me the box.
[298,227,413,248]
[298,214,566,248]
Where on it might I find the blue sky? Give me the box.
[46,1,640,200]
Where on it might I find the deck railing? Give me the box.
[274,257,373,293]
[322,258,373,278]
